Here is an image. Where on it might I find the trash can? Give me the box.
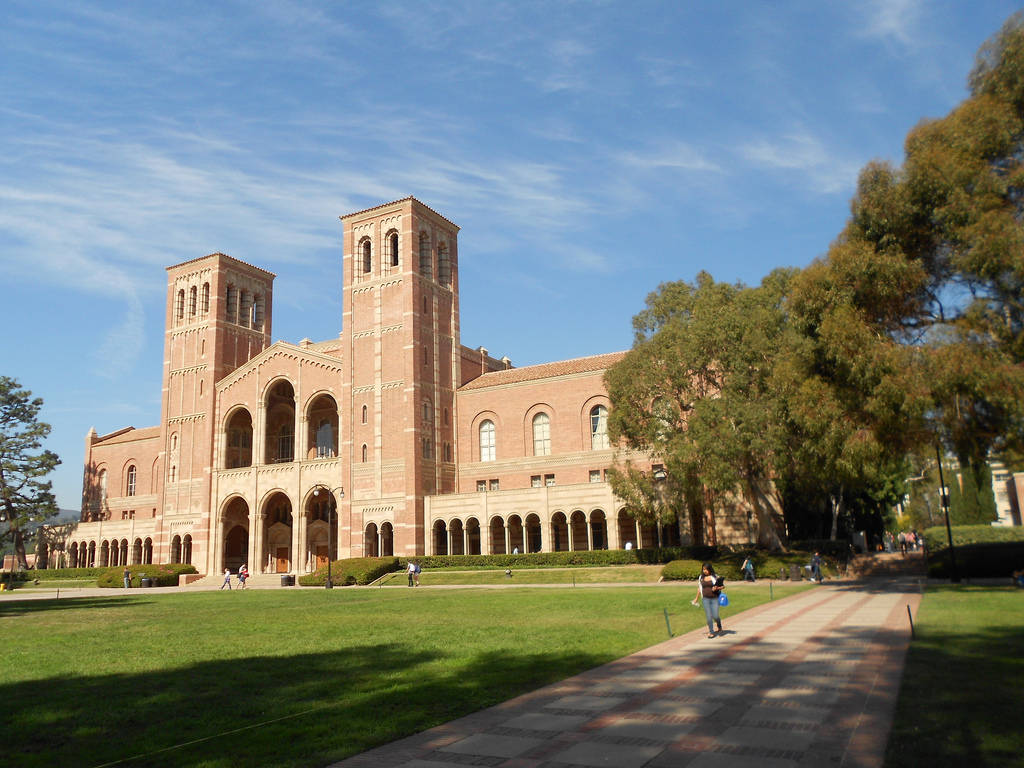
[140,577,152,588]
[280,574,294,587]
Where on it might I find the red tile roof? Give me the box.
[459,351,628,391]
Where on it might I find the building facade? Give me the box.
[67,198,748,577]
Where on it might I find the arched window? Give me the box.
[532,413,551,456]
[590,405,609,450]
[419,232,432,279]
[226,285,238,323]
[189,286,197,316]
[126,465,137,496]
[444,442,452,462]
[277,423,294,462]
[176,289,185,321]
[422,437,432,459]
[201,283,210,314]
[361,405,367,424]
[239,291,251,328]
[390,231,399,267]
[362,238,372,274]
[438,242,450,285]
[422,400,432,423]
[479,420,495,462]
[315,419,333,458]
[98,469,107,503]
[171,433,178,451]
[169,466,176,483]
[361,444,368,462]
[253,295,264,330]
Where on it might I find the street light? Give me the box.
[312,485,344,589]
[934,444,960,584]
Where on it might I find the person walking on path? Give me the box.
[123,567,131,589]
[238,564,248,589]
[810,551,823,582]
[220,568,232,590]
[407,561,421,587]
[691,562,724,638]
[741,556,756,582]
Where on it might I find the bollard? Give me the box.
[663,608,673,638]
[907,604,915,640]
[769,582,773,601]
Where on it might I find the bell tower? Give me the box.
[158,254,274,564]
[339,198,460,557]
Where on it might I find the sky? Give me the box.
[2,0,1020,511]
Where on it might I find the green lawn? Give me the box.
[1,584,801,768]
[885,585,1024,768]
[382,564,666,585]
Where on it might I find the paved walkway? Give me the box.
[329,579,923,768]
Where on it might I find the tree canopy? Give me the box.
[606,13,1024,544]
[0,376,60,569]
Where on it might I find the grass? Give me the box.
[885,585,1024,768]
[1,584,804,768]
[381,564,666,585]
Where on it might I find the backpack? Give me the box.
[414,564,421,574]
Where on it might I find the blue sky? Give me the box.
[2,0,1019,510]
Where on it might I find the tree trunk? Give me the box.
[13,527,29,570]
[829,487,845,541]
[744,477,784,551]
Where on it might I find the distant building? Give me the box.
[66,198,751,576]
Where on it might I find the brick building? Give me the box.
[66,198,746,576]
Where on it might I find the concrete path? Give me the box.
[329,579,923,768]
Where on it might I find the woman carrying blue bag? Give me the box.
[691,562,725,638]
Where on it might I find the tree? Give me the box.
[605,270,794,549]
[0,377,60,569]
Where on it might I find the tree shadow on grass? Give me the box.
[4,639,609,768]
[0,596,149,616]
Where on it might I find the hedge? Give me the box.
[927,541,1024,579]
[388,546,746,571]
[660,550,839,582]
[298,557,400,587]
[922,524,1024,551]
[97,564,198,588]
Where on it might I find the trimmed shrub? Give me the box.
[299,557,400,586]
[97,564,197,588]
[662,550,840,582]
[927,542,1024,579]
[661,559,743,582]
[922,524,1024,551]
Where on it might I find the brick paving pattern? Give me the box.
[330,580,922,768]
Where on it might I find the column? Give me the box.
[586,515,594,551]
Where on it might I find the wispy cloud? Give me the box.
[859,0,924,47]
[739,131,860,195]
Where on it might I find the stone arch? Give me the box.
[550,511,569,552]
[224,406,254,469]
[525,513,543,553]
[261,491,293,573]
[364,522,379,557]
[617,508,637,550]
[570,510,589,551]
[132,538,143,564]
[143,537,153,564]
[222,495,250,573]
[380,522,394,557]
[432,519,448,555]
[489,515,506,554]
[263,378,296,464]
[449,518,465,555]
[507,514,524,554]
[303,487,335,572]
[183,534,193,564]
[589,509,608,550]
[170,535,182,564]
[465,517,481,555]
[305,392,339,459]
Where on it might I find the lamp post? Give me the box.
[934,444,960,584]
[312,485,344,589]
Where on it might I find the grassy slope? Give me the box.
[1,585,803,768]
[885,585,1024,768]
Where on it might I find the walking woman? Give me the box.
[691,562,724,638]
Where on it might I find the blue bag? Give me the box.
[718,593,729,607]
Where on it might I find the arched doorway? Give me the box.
[222,496,250,573]
[551,512,569,552]
[465,518,481,555]
[170,535,182,563]
[449,519,465,555]
[617,509,636,549]
[364,522,380,557]
[143,538,153,564]
[570,511,588,550]
[380,522,394,556]
[489,517,506,554]
[182,534,193,564]
[132,538,143,564]
[304,491,332,571]
[525,513,543,552]
[433,520,448,555]
[261,492,292,573]
[507,515,524,554]
[590,510,608,550]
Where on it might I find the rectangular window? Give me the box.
[476,480,486,492]
[531,475,542,488]
[544,474,555,487]
[489,479,499,491]
[589,470,601,483]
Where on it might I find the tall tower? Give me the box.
[339,198,460,556]
[159,254,274,565]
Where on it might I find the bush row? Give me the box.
[922,524,1024,551]
[97,564,198,588]
[926,542,1024,579]
[298,557,399,586]
[660,550,838,582]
